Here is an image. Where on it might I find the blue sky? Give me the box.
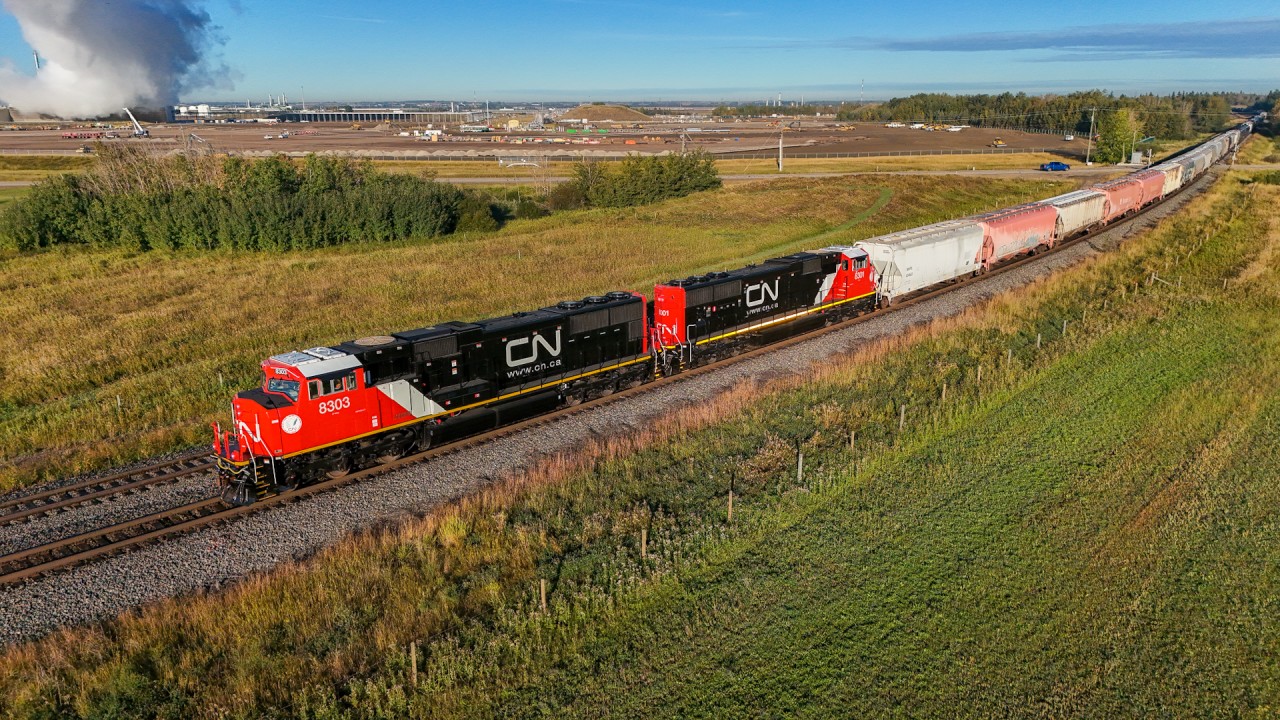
[1,0,1276,104]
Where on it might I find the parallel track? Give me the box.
[0,451,213,526]
[0,168,1213,587]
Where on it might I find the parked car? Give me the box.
[1040,161,1070,172]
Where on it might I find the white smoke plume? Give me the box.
[0,0,233,118]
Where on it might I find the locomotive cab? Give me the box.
[214,347,367,503]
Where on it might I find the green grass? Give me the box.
[0,187,28,206]
[0,174,1069,492]
[1,174,1274,719]
[0,154,94,181]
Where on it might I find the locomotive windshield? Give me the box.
[266,378,300,402]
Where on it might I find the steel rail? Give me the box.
[0,452,214,525]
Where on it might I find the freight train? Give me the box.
[213,117,1259,504]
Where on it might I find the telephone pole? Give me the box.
[1085,107,1097,165]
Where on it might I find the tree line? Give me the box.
[834,90,1255,140]
[1,147,725,252]
[0,146,495,251]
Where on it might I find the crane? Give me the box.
[122,107,149,137]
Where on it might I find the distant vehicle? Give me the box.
[991,138,1008,148]
[1063,134,1075,141]
[947,126,963,132]
[75,145,93,154]
[1040,161,1071,171]
[263,134,274,139]
[909,123,925,129]
[884,122,905,128]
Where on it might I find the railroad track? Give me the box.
[0,168,1211,587]
[0,451,214,526]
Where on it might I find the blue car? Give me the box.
[1040,161,1071,171]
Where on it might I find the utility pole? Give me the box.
[777,125,784,172]
[1085,107,1097,165]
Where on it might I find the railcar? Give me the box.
[1148,162,1185,198]
[1094,176,1147,223]
[1043,189,1107,240]
[855,220,985,305]
[976,203,1059,266]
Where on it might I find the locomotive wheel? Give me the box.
[376,443,413,465]
[221,483,255,507]
[325,459,351,479]
[272,471,299,494]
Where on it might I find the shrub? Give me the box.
[566,150,721,209]
[0,148,480,251]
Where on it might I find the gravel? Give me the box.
[0,170,1220,647]
[0,471,216,557]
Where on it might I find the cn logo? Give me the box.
[506,330,562,367]
[745,279,779,308]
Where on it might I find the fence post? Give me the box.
[1036,333,1042,349]
[899,404,906,432]
[941,381,947,404]
[410,641,418,688]
[540,579,547,613]
[1061,319,1068,336]
[796,450,805,486]
[641,527,647,560]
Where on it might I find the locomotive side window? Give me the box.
[854,257,868,270]
[266,378,300,402]
[308,379,322,400]
[346,371,358,391]
[327,377,345,395]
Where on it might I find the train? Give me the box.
[212,117,1260,504]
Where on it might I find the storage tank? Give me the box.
[1043,189,1107,239]
[855,219,984,303]
[976,203,1058,267]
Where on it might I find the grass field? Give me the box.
[371,151,1084,179]
[0,172,1274,719]
[0,174,1070,492]
[0,187,28,206]
[0,154,95,182]
[1238,133,1279,164]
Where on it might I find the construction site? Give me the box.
[0,103,1084,162]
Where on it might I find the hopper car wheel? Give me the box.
[325,459,351,480]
